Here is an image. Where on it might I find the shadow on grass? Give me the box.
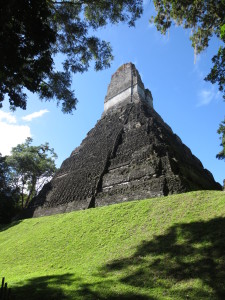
[11,273,151,300]
[11,273,72,300]
[0,207,35,232]
[0,220,22,233]
[11,217,225,299]
[102,217,225,299]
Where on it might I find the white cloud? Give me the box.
[0,111,31,156]
[0,110,17,124]
[0,123,31,156]
[22,109,49,121]
[197,87,221,107]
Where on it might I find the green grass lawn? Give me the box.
[1,190,225,299]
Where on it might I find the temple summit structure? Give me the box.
[28,63,221,217]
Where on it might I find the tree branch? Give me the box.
[51,0,83,5]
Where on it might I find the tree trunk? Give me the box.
[24,177,36,208]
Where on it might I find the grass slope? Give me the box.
[1,191,225,299]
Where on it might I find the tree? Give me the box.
[151,0,225,158]
[207,23,225,160]
[0,153,20,224]
[6,138,57,209]
[216,121,225,160]
[0,0,143,113]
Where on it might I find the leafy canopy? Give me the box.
[151,0,225,159]
[6,138,57,208]
[0,0,143,113]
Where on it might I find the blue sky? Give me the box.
[0,2,224,184]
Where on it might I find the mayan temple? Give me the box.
[28,63,221,217]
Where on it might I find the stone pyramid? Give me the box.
[29,63,221,217]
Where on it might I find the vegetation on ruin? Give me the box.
[0,190,225,299]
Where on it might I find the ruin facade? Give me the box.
[28,63,221,217]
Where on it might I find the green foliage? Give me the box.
[0,191,225,299]
[216,120,225,159]
[151,0,224,54]
[205,23,225,98]
[0,154,10,194]
[0,0,143,113]
[0,154,20,224]
[0,0,56,110]
[221,24,225,40]
[6,138,57,209]
[151,0,225,159]
[0,196,19,225]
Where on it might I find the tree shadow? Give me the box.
[0,220,22,233]
[11,273,72,300]
[8,217,225,299]
[11,273,151,300]
[75,281,152,300]
[102,217,225,299]
[0,206,37,232]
